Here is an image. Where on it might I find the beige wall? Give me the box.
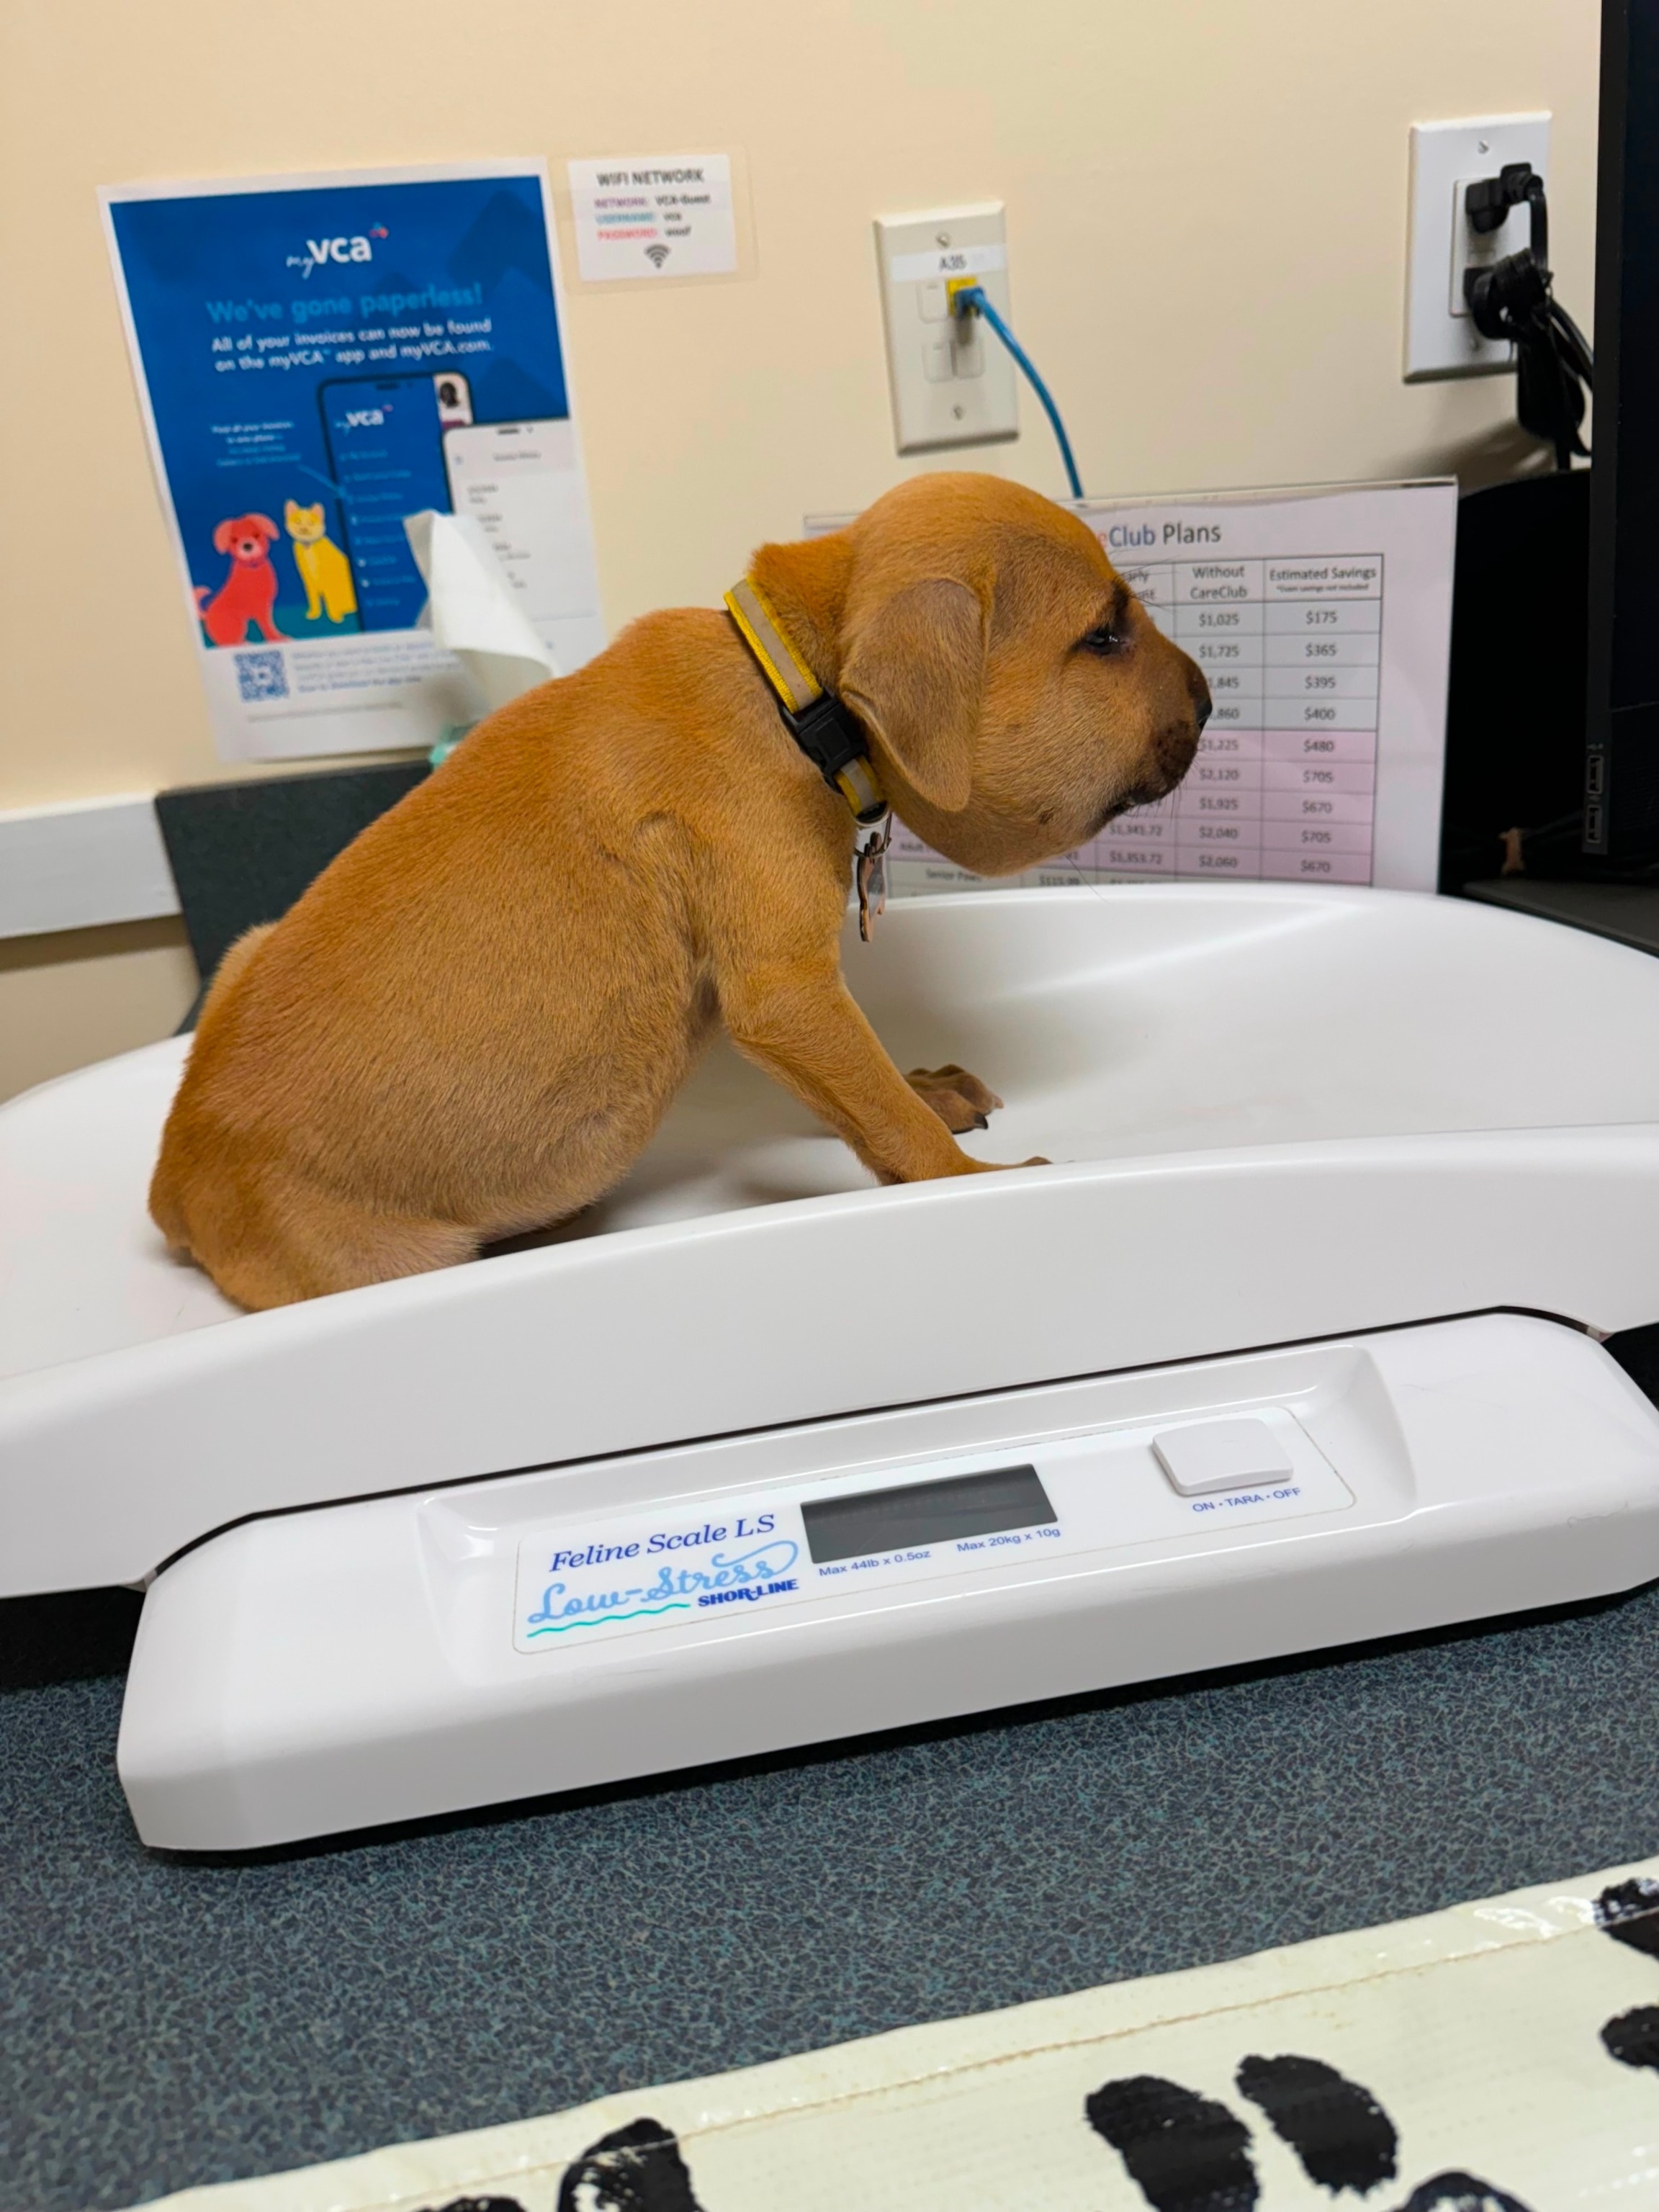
[0,0,1598,1091]
[0,922,198,1100]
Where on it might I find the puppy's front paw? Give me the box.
[906,1063,1004,1133]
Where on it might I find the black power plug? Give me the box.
[1466,161,1548,244]
[1460,163,1592,470]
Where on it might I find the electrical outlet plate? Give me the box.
[874,203,1018,453]
[1404,114,1550,381]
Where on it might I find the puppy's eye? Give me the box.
[1078,622,1126,657]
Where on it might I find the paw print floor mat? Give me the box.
[140,1855,1659,2212]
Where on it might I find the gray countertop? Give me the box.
[4,1558,1658,2211]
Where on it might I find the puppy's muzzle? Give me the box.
[1144,663,1210,796]
[1094,659,1213,829]
[1190,662,1213,731]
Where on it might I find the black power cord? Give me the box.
[1462,162,1593,469]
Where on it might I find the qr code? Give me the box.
[234,649,288,702]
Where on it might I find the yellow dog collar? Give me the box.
[724,577,886,824]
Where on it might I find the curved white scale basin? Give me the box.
[3,882,1658,1596]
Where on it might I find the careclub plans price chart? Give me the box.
[1090,553,1382,886]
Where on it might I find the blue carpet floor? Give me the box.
[4,1560,1659,2209]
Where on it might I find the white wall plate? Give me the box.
[1404,114,1550,382]
[873,202,1018,453]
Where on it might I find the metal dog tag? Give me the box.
[857,816,892,942]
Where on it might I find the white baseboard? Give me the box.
[0,794,180,940]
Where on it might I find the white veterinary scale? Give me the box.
[3,885,1659,1851]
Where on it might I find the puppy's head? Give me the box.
[751,475,1209,873]
[215,514,279,563]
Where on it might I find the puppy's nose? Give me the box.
[1189,663,1213,731]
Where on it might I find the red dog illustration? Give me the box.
[194,515,287,647]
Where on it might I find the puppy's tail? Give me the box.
[148,923,277,1254]
[197,921,276,1019]
[193,586,210,608]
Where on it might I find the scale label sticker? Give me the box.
[512,1462,1067,1655]
[514,1502,805,1652]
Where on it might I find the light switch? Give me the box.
[1152,1418,1294,1496]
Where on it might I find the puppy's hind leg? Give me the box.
[187,1170,480,1311]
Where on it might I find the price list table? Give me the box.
[1076,554,1384,886]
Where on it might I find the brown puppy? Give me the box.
[151,472,1209,1309]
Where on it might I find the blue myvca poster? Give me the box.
[103,162,601,760]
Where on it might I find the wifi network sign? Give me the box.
[566,153,739,284]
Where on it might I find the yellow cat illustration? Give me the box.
[284,500,358,623]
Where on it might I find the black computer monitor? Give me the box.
[1585,0,1659,864]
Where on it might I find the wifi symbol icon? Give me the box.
[644,243,671,268]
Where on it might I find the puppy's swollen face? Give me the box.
[754,475,1210,878]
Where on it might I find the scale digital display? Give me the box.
[801,1463,1057,1565]
[512,1420,1346,1657]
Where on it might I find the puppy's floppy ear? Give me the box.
[840,579,986,814]
[213,519,235,553]
[251,514,278,542]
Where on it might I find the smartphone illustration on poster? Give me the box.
[318,375,451,630]
[443,418,603,666]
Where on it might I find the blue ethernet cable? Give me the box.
[950,284,1084,502]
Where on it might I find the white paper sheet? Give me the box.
[403,511,558,715]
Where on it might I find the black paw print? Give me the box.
[1086,2056,1531,2211]
[1596,1876,1659,2075]
[554,2118,706,2212]
[418,2119,705,2212]
[421,2198,534,2212]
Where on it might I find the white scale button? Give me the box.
[1152,1417,1293,1496]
